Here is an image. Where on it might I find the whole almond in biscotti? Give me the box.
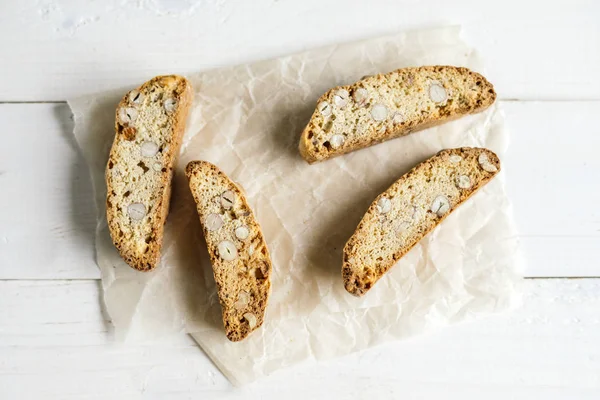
[299,66,496,163]
[105,75,193,271]
[342,148,501,296]
[186,161,272,342]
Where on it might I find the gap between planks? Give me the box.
[3,99,600,105]
[1,277,598,283]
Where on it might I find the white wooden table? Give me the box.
[1,1,599,398]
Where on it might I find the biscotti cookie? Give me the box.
[106,75,193,271]
[343,148,500,296]
[299,66,496,163]
[186,161,272,342]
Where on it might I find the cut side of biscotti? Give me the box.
[106,75,193,271]
[186,161,272,342]
[343,147,501,296]
[299,66,496,163]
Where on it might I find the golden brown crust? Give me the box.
[186,161,272,341]
[299,66,496,163]
[342,148,501,296]
[105,75,193,271]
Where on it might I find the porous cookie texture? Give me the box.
[342,148,501,297]
[105,75,193,271]
[299,66,496,163]
[186,161,272,342]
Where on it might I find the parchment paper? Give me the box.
[70,26,523,385]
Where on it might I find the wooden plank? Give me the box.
[0,0,598,101]
[502,101,600,276]
[1,101,599,278]
[0,104,99,279]
[0,279,598,399]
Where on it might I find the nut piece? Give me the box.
[352,87,369,107]
[129,90,145,105]
[371,104,388,122]
[456,175,472,189]
[333,89,349,108]
[318,101,332,117]
[478,153,498,172]
[221,190,235,209]
[377,197,391,214]
[392,112,404,125]
[127,203,146,220]
[164,98,177,113]
[152,162,162,172]
[235,225,250,240]
[140,141,159,158]
[122,126,137,141]
[205,213,224,231]
[429,83,447,103]
[394,221,411,237]
[449,155,463,164]
[118,107,138,124]
[217,240,238,261]
[430,195,451,217]
[412,205,424,221]
[330,134,345,149]
[243,312,257,329]
[234,291,250,310]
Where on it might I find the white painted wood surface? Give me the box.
[1,279,598,399]
[0,0,599,398]
[503,101,600,277]
[0,104,98,279]
[0,0,599,101]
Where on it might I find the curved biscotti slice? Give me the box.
[299,66,496,163]
[343,148,501,296]
[106,75,193,271]
[186,161,272,342]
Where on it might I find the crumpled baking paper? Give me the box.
[70,26,523,385]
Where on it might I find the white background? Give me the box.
[0,0,599,398]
